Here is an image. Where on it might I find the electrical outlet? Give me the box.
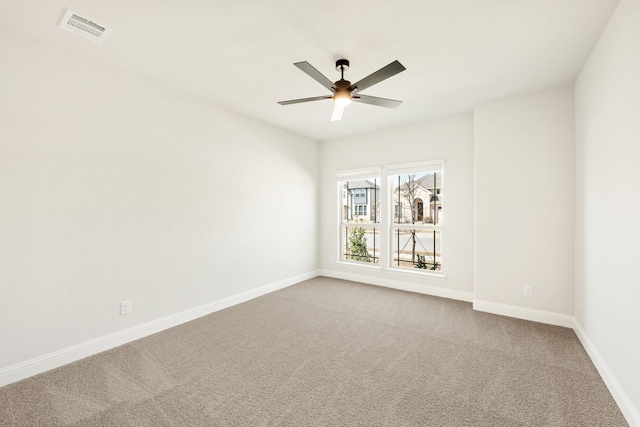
[523,286,533,297]
[120,300,132,315]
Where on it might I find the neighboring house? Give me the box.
[341,174,442,224]
[392,172,442,225]
[342,179,380,223]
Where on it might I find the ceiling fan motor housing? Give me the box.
[333,77,352,104]
[334,79,351,90]
[335,59,350,71]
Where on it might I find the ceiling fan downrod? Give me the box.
[335,59,350,80]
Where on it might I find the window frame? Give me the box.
[336,168,382,268]
[336,161,445,277]
[387,160,444,275]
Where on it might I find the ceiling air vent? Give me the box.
[59,9,111,44]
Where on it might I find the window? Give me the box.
[338,173,380,265]
[390,164,443,272]
[353,189,367,204]
[337,161,443,274]
[355,205,368,217]
[394,204,402,218]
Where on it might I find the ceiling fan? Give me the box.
[278,59,406,121]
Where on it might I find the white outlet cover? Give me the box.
[120,300,132,315]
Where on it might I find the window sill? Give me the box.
[385,267,446,281]
[335,260,383,271]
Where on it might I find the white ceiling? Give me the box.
[2,0,619,141]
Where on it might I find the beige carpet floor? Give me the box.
[0,277,628,426]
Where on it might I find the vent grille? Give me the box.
[59,10,111,43]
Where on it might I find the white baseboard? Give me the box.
[318,268,474,302]
[573,319,640,427]
[0,270,320,388]
[472,299,574,328]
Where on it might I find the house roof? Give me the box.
[346,179,379,190]
[416,173,443,190]
[394,173,442,194]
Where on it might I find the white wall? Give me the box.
[319,113,475,299]
[474,86,575,323]
[575,0,640,422]
[0,33,319,372]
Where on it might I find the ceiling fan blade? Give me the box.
[278,95,332,105]
[352,94,403,109]
[294,61,336,92]
[348,60,406,94]
[331,104,344,121]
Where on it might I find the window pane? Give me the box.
[342,226,379,264]
[340,178,380,224]
[392,229,441,271]
[391,171,442,225]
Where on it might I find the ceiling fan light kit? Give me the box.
[333,91,352,106]
[278,58,406,121]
